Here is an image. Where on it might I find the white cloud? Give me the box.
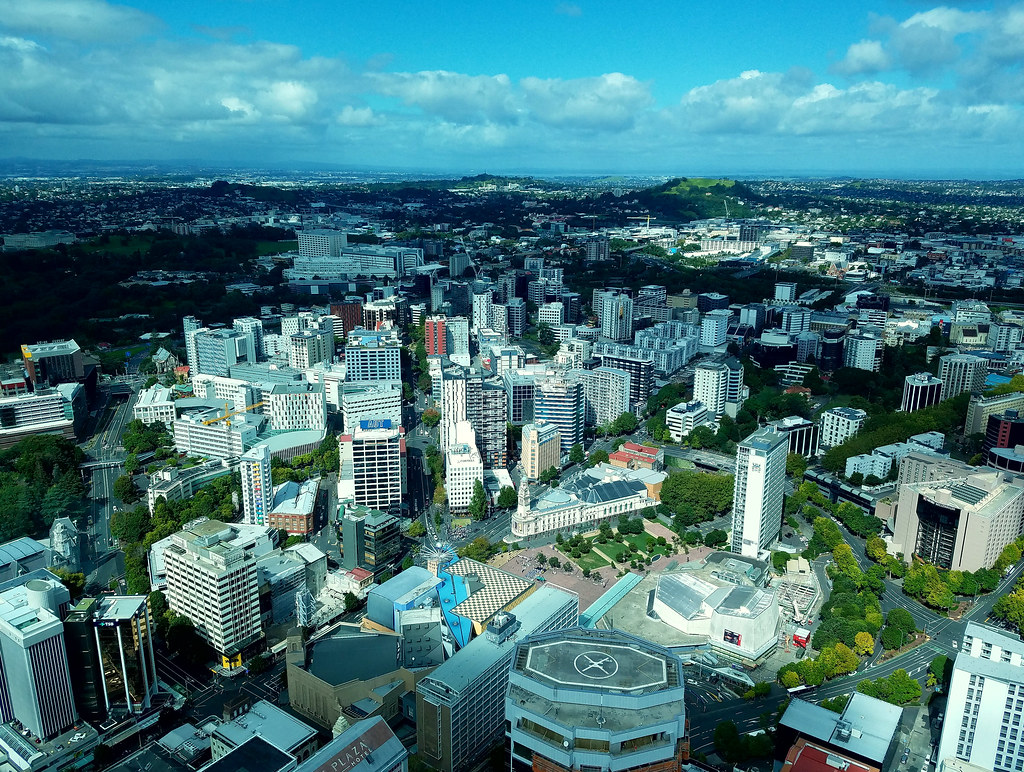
[336,105,379,127]
[0,0,160,42]
[520,73,652,131]
[834,40,892,76]
[371,70,517,125]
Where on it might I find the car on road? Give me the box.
[901,751,910,764]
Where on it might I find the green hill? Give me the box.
[633,177,760,222]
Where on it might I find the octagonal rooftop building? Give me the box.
[506,627,687,772]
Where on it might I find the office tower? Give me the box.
[416,587,579,772]
[556,290,581,324]
[240,445,274,526]
[901,372,943,412]
[64,596,158,721]
[694,361,728,417]
[183,315,204,372]
[340,504,401,576]
[818,406,867,453]
[843,332,883,373]
[700,309,732,348]
[892,470,1024,572]
[503,369,538,425]
[940,353,988,402]
[781,307,811,334]
[289,330,331,369]
[987,322,1024,353]
[449,251,472,279]
[739,303,767,333]
[20,339,85,388]
[594,349,653,410]
[775,282,797,302]
[770,416,819,458]
[439,365,506,467]
[471,290,493,334]
[163,521,263,662]
[507,628,687,772]
[193,329,255,377]
[329,300,364,338]
[600,292,633,341]
[0,576,77,738]
[591,288,621,325]
[584,236,610,263]
[937,622,1024,771]
[445,316,471,364]
[338,424,407,514]
[582,366,631,427]
[445,422,484,515]
[731,427,788,558]
[340,382,402,434]
[724,357,746,413]
[233,317,265,361]
[425,316,447,357]
[818,328,846,371]
[521,422,561,480]
[489,303,509,337]
[506,298,526,338]
[345,327,401,383]
[697,292,729,313]
[534,373,584,457]
[297,229,347,257]
[264,383,327,432]
[539,302,564,327]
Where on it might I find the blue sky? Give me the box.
[1,0,1023,176]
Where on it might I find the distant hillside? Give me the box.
[633,177,761,222]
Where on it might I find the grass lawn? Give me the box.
[452,517,471,528]
[256,239,297,256]
[81,234,154,256]
[573,551,611,571]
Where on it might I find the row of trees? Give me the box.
[0,435,88,542]
[661,469,735,530]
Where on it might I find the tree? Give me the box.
[854,631,875,656]
[433,483,447,507]
[612,411,638,435]
[705,529,728,548]
[468,479,487,520]
[880,626,906,650]
[408,520,427,538]
[496,486,517,509]
[713,721,742,762]
[421,408,441,427]
[569,443,585,465]
[993,587,1024,633]
[344,592,360,612]
[813,517,843,550]
[548,555,561,569]
[402,555,415,570]
[886,607,916,635]
[51,568,86,600]
[113,474,140,504]
[786,453,807,479]
[587,449,609,468]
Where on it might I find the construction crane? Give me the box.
[628,215,657,229]
[202,401,264,427]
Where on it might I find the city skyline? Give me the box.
[2,0,1024,177]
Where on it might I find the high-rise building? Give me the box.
[892,470,1024,572]
[264,382,327,432]
[240,445,274,526]
[521,422,561,480]
[940,353,988,402]
[20,339,85,388]
[183,315,204,373]
[425,316,447,357]
[506,628,687,772]
[233,317,265,361]
[700,309,732,349]
[584,236,610,263]
[340,382,402,434]
[63,595,158,721]
[163,520,264,662]
[818,406,867,453]
[194,328,256,377]
[593,350,653,410]
[818,329,846,372]
[297,229,348,257]
[539,302,565,327]
[329,300,364,338]
[770,416,819,458]
[0,574,76,739]
[901,372,944,412]
[775,282,797,302]
[502,298,525,339]
[471,290,493,334]
[739,303,767,333]
[344,327,401,383]
[599,292,633,341]
[731,427,788,558]
[582,366,631,427]
[534,373,584,458]
[340,504,401,576]
[445,422,484,515]
[843,332,883,373]
[289,330,331,369]
[416,587,579,772]
[338,423,407,514]
[445,316,471,365]
[694,361,729,417]
[966,391,1024,436]
[937,622,1024,772]
[439,365,507,468]
[781,307,811,334]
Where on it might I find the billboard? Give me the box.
[359,419,393,430]
[723,629,742,646]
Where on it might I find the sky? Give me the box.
[2,0,1024,177]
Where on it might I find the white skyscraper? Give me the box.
[694,361,729,417]
[183,315,204,373]
[600,292,633,341]
[233,317,265,361]
[445,421,484,514]
[731,426,788,558]
[843,332,883,372]
[939,353,988,402]
[582,366,631,427]
[338,423,407,514]
[937,622,1024,772]
[345,327,401,383]
[240,445,273,526]
[472,290,493,334]
[700,309,732,349]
